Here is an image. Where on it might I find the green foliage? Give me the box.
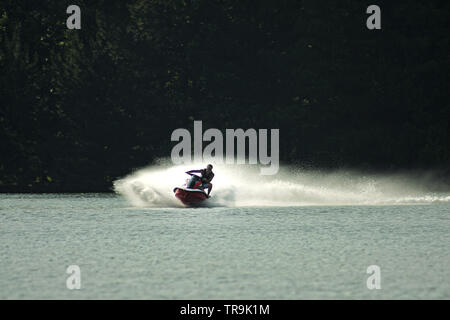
[0,0,449,191]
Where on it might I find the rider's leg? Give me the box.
[207,183,212,196]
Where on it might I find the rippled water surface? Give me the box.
[0,193,449,299]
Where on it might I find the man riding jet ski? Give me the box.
[173,164,214,206]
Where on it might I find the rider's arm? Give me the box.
[186,169,201,174]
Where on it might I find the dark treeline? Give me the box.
[1,0,449,192]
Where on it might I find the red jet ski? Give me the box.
[173,173,209,206]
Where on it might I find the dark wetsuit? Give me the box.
[200,169,214,189]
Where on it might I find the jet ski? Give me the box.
[173,172,209,206]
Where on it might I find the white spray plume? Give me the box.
[113,159,450,208]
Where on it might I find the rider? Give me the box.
[186,164,214,197]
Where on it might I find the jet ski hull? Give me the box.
[173,187,208,206]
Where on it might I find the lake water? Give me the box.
[0,193,449,299]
